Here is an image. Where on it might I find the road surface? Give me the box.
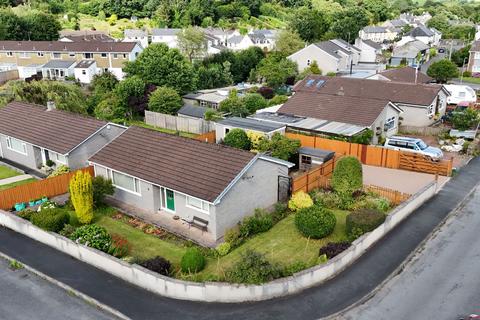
[0,257,116,320]
[341,187,480,320]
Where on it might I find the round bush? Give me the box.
[70,224,112,252]
[30,208,69,232]
[223,128,252,150]
[331,156,363,196]
[180,248,206,273]
[346,208,386,236]
[295,206,336,239]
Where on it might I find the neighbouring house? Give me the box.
[366,66,432,83]
[151,28,181,48]
[405,25,439,45]
[355,39,383,63]
[390,39,429,66]
[88,126,293,242]
[225,35,254,51]
[0,101,126,172]
[74,60,97,84]
[215,117,286,143]
[182,84,255,110]
[444,84,477,105]
[123,29,149,49]
[0,40,143,81]
[248,30,278,51]
[59,30,114,43]
[287,39,360,73]
[399,12,432,27]
[358,26,398,43]
[177,104,210,120]
[41,60,76,80]
[382,19,409,30]
[467,41,480,73]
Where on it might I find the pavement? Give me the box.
[0,257,115,320]
[340,187,480,320]
[0,157,479,320]
[0,174,34,186]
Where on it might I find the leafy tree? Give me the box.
[114,76,150,117]
[10,80,88,114]
[361,0,390,23]
[289,7,329,42]
[0,9,24,40]
[23,12,61,41]
[451,109,480,131]
[243,93,267,113]
[451,45,471,67]
[274,29,305,56]
[257,133,301,160]
[298,60,322,79]
[427,13,449,33]
[331,156,363,200]
[196,62,233,89]
[427,59,459,83]
[147,86,183,115]
[204,108,222,121]
[124,43,196,94]
[254,53,298,88]
[219,89,249,117]
[69,170,94,224]
[223,128,252,150]
[177,26,207,62]
[92,176,115,208]
[443,24,475,41]
[330,7,370,43]
[94,93,126,120]
[90,71,119,96]
[231,47,265,83]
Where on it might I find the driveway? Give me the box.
[0,257,116,320]
[363,165,449,194]
[340,187,480,320]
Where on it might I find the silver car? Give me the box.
[384,136,444,160]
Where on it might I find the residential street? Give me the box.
[0,257,115,320]
[341,187,480,320]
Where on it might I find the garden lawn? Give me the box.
[460,77,480,84]
[197,210,349,281]
[94,213,187,265]
[0,178,37,191]
[0,165,20,180]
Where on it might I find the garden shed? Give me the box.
[298,147,335,171]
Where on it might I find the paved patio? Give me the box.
[106,197,217,248]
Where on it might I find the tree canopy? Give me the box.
[427,59,459,83]
[147,86,183,115]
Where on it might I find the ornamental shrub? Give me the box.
[140,256,171,276]
[319,242,351,259]
[92,176,115,208]
[223,128,252,150]
[107,234,131,258]
[30,208,69,232]
[331,156,363,208]
[288,191,314,211]
[225,250,282,284]
[17,209,34,221]
[224,227,243,248]
[216,242,231,257]
[295,205,336,239]
[239,208,274,237]
[48,165,70,178]
[70,224,112,252]
[180,248,206,273]
[346,208,386,237]
[69,171,94,224]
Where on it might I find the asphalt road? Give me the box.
[0,257,115,320]
[340,187,480,320]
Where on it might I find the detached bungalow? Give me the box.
[0,101,126,172]
[89,126,293,242]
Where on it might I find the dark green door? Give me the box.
[166,189,175,211]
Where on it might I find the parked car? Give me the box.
[384,136,444,160]
[438,48,445,53]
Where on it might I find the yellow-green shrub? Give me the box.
[69,171,94,224]
[246,130,265,152]
[288,191,313,211]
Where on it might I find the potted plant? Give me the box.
[14,203,26,211]
[41,196,48,203]
[28,199,36,207]
[45,159,55,168]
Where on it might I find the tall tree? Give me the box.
[289,7,329,42]
[427,59,459,83]
[274,30,305,56]
[23,12,61,41]
[330,7,370,43]
[177,26,207,62]
[147,86,183,114]
[254,53,298,88]
[361,0,390,23]
[124,43,196,94]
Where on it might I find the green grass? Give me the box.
[459,77,480,84]
[0,178,37,191]
[0,165,21,180]
[127,120,198,138]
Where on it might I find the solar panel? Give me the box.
[306,79,315,87]
[316,80,326,89]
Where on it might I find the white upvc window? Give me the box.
[50,152,66,164]
[384,116,396,131]
[19,52,30,58]
[101,53,107,58]
[427,104,434,116]
[186,196,210,214]
[111,170,141,195]
[68,52,76,57]
[6,137,27,155]
[84,53,93,59]
[52,52,61,59]
[6,51,13,57]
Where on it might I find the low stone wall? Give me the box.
[0,181,437,303]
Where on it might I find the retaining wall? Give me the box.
[0,181,437,303]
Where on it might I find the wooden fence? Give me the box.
[196,131,216,143]
[145,111,215,134]
[0,69,19,85]
[286,132,453,176]
[0,167,94,210]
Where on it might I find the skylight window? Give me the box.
[306,79,315,87]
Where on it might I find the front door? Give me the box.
[165,189,175,212]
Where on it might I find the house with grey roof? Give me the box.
[359,26,398,43]
[41,60,76,80]
[405,24,440,45]
[74,60,97,84]
[123,29,149,48]
[225,34,254,51]
[88,125,293,245]
[0,101,126,173]
[391,39,429,66]
[215,117,286,143]
[183,84,255,110]
[151,28,181,48]
[248,29,278,51]
[287,39,360,74]
[355,38,383,63]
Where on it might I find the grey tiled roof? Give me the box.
[42,60,76,69]
[151,28,181,36]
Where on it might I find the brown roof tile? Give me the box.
[0,102,107,154]
[378,66,432,84]
[89,126,256,202]
[0,41,137,53]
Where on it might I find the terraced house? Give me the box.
[0,41,143,82]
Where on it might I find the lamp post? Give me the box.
[460,57,468,84]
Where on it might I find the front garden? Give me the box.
[0,165,21,180]
[11,156,395,284]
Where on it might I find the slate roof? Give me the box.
[124,29,147,38]
[177,104,208,119]
[392,40,429,58]
[228,35,245,44]
[298,147,335,162]
[389,19,408,28]
[89,126,256,202]
[0,41,137,53]
[377,66,432,84]
[406,25,434,37]
[0,102,107,154]
[363,39,382,50]
[219,117,285,133]
[42,60,76,69]
[314,40,356,59]
[75,60,96,69]
[151,28,181,36]
[362,26,388,33]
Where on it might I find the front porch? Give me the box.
[106,197,217,248]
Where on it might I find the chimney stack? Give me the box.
[46,101,56,111]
